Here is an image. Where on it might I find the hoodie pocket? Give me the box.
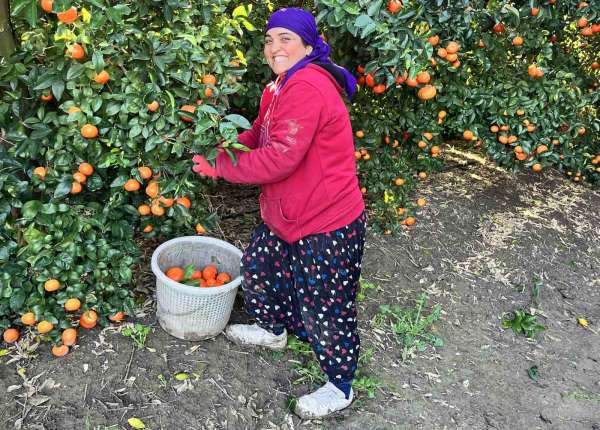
[259,193,300,240]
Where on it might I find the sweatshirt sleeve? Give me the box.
[216,81,323,185]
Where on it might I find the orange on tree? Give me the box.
[145,180,159,198]
[532,163,543,172]
[138,204,151,216]
[56,6,78,24]
[147,101,160,112]
[78,162,94,176]
[40,0,53,13]
[108,311,125,322]
[37,320,54,334]
[93,70,110,85]
[66,43,85,60]
[64,298,81,312]
[417,85,436,100]
[158,196,174,207]
[405,77,419,87]
[416,71,430,84]
[138,166,152,179]
[431,146,441,156]
[150,202,165,216]
[512,36,523,46]
[531,7,540,16]
[418,171,428,180]
[166,267,184,282]
[40,93,53,102]
[437,47,448,58]
[142,224,153,233]
[355,130,365,138]
[124,179,141,192]
[33,166,46,179]
[373,84,386,94]
[387,0,402,14]
[417,198,426,207]
[417,140,427,149]
[394,177,406,186]
[195,223,206,235]
[44,279,60,292]
[427,35,439,46]
[365,73,375,87]
[73,172,87,184]
[201,74,217,85]
[176,196,191,209]
[204,87,214,97]
[21,312,36,326]
[52,344,69,357]
[81,124,98,139]
[463,130,474,141]
[79,310,97,329]
[446,41,460,54]
[61,328,77,346]
[3,328,19,343]
[70,181,82,194]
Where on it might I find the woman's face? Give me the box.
[264,27,313,76]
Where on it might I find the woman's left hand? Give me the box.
[192,155,219,178]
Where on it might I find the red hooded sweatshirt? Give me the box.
[216,64,364,243]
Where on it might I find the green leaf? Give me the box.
[92,52,105,73]
[66,63,86,81]
[355,14,374,29]
[22,200,42,219]
[527,365,538,381]
[9,289,26,312]
[232,5,248,18]
[52,80,65,101]
[223,114,251,129]
[175,372,190,380]
[127,418,146,429]
[54,177,73,199]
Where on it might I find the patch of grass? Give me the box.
[121,323,152,349]
[357,279,379,302]
[502,309,545,339]
[376,293,444,362]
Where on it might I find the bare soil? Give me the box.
[1,149,599,430]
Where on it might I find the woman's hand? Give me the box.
[192,155,219,178]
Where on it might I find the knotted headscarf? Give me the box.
[265,8,357,99]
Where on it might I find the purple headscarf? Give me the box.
[265,8,357,99]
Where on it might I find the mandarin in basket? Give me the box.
[216,272,231,284]
[204,278,219,287]
[165,266,184,282]
[202,265,218,281]
[190,270,203,280]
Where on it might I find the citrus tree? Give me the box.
[0,0,252,353]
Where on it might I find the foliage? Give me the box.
[376,293,443,361]
[502,309,546,339]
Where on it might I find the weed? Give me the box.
[122,323,152,349]
[502,309,545,339]
[357,279,379,302]
[377,293,443,361]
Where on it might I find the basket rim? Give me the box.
[151,235,243,296]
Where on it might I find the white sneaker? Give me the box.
[294,382,353,419]
[224,323,287,351]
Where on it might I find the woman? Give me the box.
[192,7,366,419]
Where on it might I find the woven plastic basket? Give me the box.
[151,236,243,341]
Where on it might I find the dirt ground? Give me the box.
[1,146,599,430]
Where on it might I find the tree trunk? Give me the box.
[0,0,16,58]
